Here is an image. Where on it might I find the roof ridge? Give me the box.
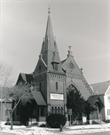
[90,80,110,85]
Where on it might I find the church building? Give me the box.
[14,10,106,123]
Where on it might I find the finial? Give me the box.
[54,37,56,42]
[67,46,73,58]
[69,46,71,51]
[48,5,51,14]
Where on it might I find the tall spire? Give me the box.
[40,8,62,72]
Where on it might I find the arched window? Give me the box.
[56,82,58,90]
[58,107,60,114]
[51,107,54,114]
[61,107,63,114]
[55,107,57,114]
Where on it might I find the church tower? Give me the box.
[33,8,66,121]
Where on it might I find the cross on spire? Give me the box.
[48,5,51,14]
[67,46,73,58]
[69,46,71,51]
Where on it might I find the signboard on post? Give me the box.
[82,116,87,123]
[68,109,72,115]
[68,109,72,126]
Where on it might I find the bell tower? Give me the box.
[33,8,66,118]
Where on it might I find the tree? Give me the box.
[67,89,86,120]
[67,86,96,121]
[8,83,34,129]
[0,62,16,87]
[84,101,96,120]
[0,62,16,129]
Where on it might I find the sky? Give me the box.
[0,0,110,84]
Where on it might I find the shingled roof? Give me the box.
[31,90,46,106]
[90,80,110,95]
[16,73,33,85]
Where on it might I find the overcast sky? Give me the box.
[0,0,110,84]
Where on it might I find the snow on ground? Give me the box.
[0,122,110,135]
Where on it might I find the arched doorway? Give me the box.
[94,100,102,120]
[67,84,78,95]
[66,84,80,121]
[88,95,104,122]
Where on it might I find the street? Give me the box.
[0,131,110,135]
[73,131,110,135]
[0,133,15,135]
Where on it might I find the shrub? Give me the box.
[47,114,66,128]
[39,124,46,127]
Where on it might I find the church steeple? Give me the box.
[41,7,54,54]
[40,8,63,72]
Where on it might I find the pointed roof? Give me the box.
[39,9,63,72]
[88,95,104,112]
[90,80,110,95]
[41,11,57,54]
[16,73,33,85]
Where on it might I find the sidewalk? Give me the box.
[65,123,110,130]
[1,122,110,135]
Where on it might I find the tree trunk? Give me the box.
[10,112,13,130]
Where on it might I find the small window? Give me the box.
[108,96,110,103]
[53,63,58,70]
[56,82,58,90]
[51,107,54,114]
[61,107,63,114]
[55,107,57,114]
[58,107,60,114]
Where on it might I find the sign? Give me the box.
[50,93,64,100]
[82,116,87,123]
[68,109,72,115]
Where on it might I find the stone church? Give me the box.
[14,10,107,123]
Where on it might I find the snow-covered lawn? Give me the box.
[1,122,110,135]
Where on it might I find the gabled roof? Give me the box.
[16,73,33,85]
[2,97,12,103]
[90,80,110,95]
[88,95,99,106]
[88,95,104,109]
[61,59,67,65]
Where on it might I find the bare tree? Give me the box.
[8,83,34,129]
[0,62,16,87]
[0,62,17,129]
[0,62,34,130]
